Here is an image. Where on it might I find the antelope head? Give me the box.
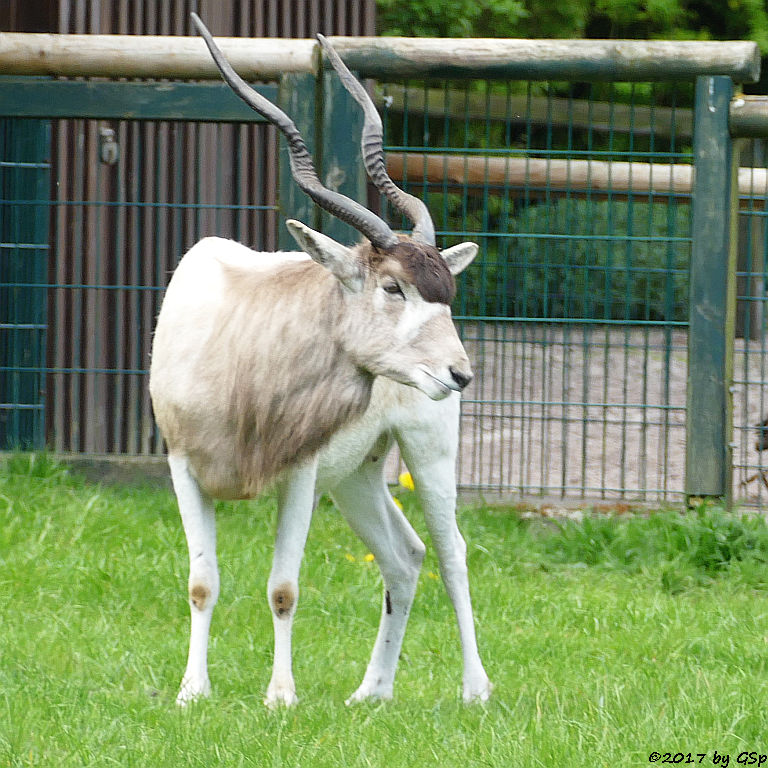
[192,14,478,400]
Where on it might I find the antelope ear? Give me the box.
[286,219,364,292]
[440,242,478,276]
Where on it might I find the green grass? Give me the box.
[3,454,768,766]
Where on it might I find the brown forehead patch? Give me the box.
[371,240,455,304]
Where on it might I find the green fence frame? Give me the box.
[0,118,50,450]
[1,37,766,505]
[686,76,739,502]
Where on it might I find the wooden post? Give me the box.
[385,152,768,200]
[0,32,317,80]
[327,37,761,83]
[686,76,739,504]
[730,96,768,138]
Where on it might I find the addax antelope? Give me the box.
[149,14,492,707]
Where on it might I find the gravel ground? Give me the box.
[391,323,768,509]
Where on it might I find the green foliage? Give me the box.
[448,196,690,321]
[376,0,527,38]
[376,0,768,54]
[533,504,768,589]
[2,451,70,480]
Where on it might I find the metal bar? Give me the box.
[316,65,368,244]
[277,72,319,249]
[686,75,738,502]
[0,199,276,210]
[0,78,278,122]
[457,315,689,326]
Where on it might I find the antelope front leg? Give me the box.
[330,454,426,704]
[396,398,493,704]
[168,454,219,705]
[410,456,492,702]
[264,460,317,708]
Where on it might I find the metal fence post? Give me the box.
[316,66,367,245]
[0,118,51,450]
[277,68,367,249]
[277,73,320,250]
[686,75,739,504]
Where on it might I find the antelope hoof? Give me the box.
[462,675,493,704]
[345,681,394,706]
[264,683,299,709]
[176,676,211,706]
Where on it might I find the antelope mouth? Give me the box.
[417,366,461,396]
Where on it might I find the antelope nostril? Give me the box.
[449,366,473,390]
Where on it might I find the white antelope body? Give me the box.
[149,15,492,706]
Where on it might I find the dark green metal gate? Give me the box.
[0,118,50,450]
[0,36,766,507]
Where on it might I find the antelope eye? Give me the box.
[382,280,404,298]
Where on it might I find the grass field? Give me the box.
[3,454,768,767]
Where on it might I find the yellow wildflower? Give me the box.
[398,471,415,491]
[392,497,403,510]
[364,553,375,562]
[345,553,356,562]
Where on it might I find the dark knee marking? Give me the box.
[385,590,392,615]
[366,432,392,465]
[272,583,295,618]
[189,583,211,610]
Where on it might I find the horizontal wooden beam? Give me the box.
[0,32,317,80]
[0,77,276,121]
[386,151,768,200]
[0,33,760,83]
[377,84,693,138]
[730,96,768,138]
[330,37,761,83]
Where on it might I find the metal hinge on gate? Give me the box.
[98,125,119,166]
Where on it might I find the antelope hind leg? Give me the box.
[168,454,220,705]
[264,460,318,707]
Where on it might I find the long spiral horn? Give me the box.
[191,13,398,250]
[317,34,436,246]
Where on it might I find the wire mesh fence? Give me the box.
[381,79,695,502]
[1,118,280,456]
[47,119,280,455]
[0,120,50,451]
[1,49,767,507]
[733,141,768,505]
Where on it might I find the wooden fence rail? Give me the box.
[0,33,760,83]
[377,84,694,138]
[387,152,768,202]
